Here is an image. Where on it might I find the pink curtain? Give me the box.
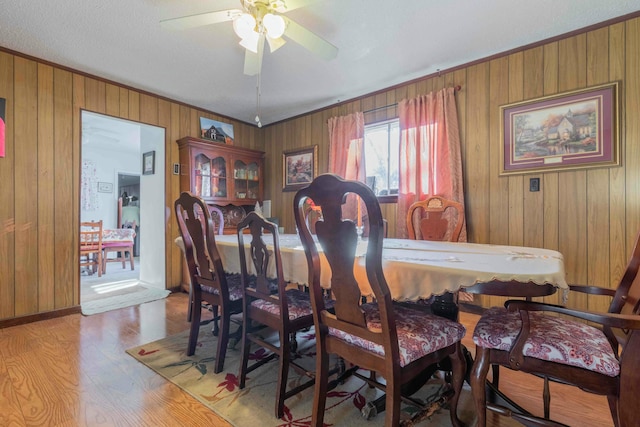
[327,112,365,222]
[397,87,467,241]
[328,112,365,180]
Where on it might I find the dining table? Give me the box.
[198,233,568,303]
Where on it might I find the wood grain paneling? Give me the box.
[0,51,15,319]
[262,17,640,313]
[14,57,38,317]
[37,64,55,312]
[2,15,640,322]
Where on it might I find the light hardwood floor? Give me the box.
[0,293,614,426]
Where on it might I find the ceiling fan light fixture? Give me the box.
[233,13,256,39]
[263,13,285,39]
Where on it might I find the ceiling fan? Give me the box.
[160,0,338,76]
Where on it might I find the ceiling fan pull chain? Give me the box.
[255,71,262,128]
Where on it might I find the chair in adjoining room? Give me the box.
[470,230,640,427]
[101,228,135,273]
[406,195,464,242]
[293,174,467,427]
[80,220,104,277]
[174,192,243,374]
[236,212,334,419]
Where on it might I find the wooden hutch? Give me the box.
[177,136,265,234]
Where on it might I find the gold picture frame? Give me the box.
[500,82,620,175]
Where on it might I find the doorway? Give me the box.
[80,111,166,308]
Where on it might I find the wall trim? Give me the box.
[0,306,82,329]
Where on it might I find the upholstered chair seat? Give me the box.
[251,288,335,320]
[473,306,619,376]
[329,303,466,367]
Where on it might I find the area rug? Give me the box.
[81,282,170,315]
[126,324,476,426]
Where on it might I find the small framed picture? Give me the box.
[143,151,155,175]
[97,182,113,193]
[200,117,235,145]
[282,145,318,192]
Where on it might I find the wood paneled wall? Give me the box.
[1,15,639,322]
[0,52,262,321]
[263,17,640,310]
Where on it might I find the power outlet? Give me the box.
[529,177,540,192]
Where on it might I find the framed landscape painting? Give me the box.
[283,145,318,191]
[500,82,619,175]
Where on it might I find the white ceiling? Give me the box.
[1,1,639,126]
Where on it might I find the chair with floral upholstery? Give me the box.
[470,229,640,426]
[293,173,467,427]
[101,228,135,273]
[175,191,243,374]
[236,212,335,419]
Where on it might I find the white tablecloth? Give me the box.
[176,234,567,302]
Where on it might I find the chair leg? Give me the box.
[186,288,193,323]
[128,246,134,270]
[384,377,402,427]
[276,335,290,419]
[312,341,330,427]
[96,251,103,277]
[543,376,550,419]
[211,305,220,336]
[448,343,466,427]
[470,347,491,427]
[491,364,500,387]
[238,319,252,390]
[187,295,202,356]
[214,307,231,374]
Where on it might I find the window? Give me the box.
[364,119,399,199]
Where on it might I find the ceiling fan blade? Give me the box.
[282,16,338,60]
[244,35,265,76]
[160,9,242,30]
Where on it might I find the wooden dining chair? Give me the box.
[470,230,640,427]
[185,204,225,323]
[293,173,467,427]
[406,195,464,242]
[101,228,135,273]
[236,212,334,419]
[80,220,104,277]
[303,202,322,234]
[174,191,243,374]
[208,205,225,235]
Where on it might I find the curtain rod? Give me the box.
[363,85,462,114]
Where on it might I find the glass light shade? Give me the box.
[233,13,256,39]
[239,31,260,53]
[263,13,285,39]
[266,35,286,53]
